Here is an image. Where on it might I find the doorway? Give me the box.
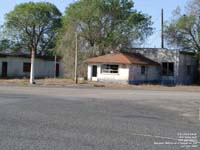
[2,62,7,78]
[92,65,97,77]
[56,63,59,77]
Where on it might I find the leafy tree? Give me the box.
[5,2,62,84]
[165,6,200,52]
[0,26,7,52]
[57,0,153,77]
[0,26,22,52]
[0,39,10,51]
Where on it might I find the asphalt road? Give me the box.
[0,86,200,150]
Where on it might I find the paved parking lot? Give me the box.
[0,86,199,150]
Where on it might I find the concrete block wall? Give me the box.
[129,65,160,84]
[123,48,197,84]
[0,56,63,78]
[177,53,197,84]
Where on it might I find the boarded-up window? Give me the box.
[187,65,191,75]
[162,62,174,76]
[162,63,168,75]
[23,63,31,72]
[141,66,146,75]
[168,63,174,76]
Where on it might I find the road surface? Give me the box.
[0,86,199,150]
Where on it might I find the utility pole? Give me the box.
[161,8,164,49]
[54,54,57,79]
[74,32,78,84]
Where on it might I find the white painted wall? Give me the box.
[87,65,92,80]
[87,64,129,83]
[87,63,160,84]
[0,56,63,78]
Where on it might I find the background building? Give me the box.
[0,53,63,78]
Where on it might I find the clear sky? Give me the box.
[0,0,189,48]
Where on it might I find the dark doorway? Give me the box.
[56,63,59,77]
[2,62,8,78]
[92,65,97,77]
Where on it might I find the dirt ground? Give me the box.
[0,78,200,91]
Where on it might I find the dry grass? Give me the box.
[0,79,29,86]
[0,78,87,87]
[0,78,200,91]
[38,78,75,86]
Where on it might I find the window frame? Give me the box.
[101,64,119,74]
[162,62,174,76]
[23,62,31,73]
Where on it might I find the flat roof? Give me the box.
[0,53,61,61]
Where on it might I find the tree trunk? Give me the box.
[30,48,36,84]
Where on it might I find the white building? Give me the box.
[85,49,197,85]
[85,52,160,84]
[0,54,63,78]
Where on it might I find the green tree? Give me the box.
[0,25,21,52]
[5,2,62,84]
[57,0,153,77]
[165,6,200,51]
[165,0,200,82]
[0,26,8,52]
[0,39,10,51]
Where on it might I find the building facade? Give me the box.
[85,49,197,85]
[0,54,63,78]
[85,52,160,84]
[125,48,197,84]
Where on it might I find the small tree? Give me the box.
[165,6,200,51]
[165,0,200,82]
[5,2,62,84]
